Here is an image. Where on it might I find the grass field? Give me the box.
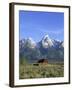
[19,63,64,79]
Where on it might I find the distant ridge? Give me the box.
[19,34,64,63]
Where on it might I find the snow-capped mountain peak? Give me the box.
[43,34,49,39]
[19,34,64,49]
[42,34,54,48]
[19,35,64,63]
[27,37,35,44]
[26,37,36,48]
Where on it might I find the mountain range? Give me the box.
[19,35,64,63]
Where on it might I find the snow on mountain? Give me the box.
[59,42,64,48]
[19,37,36,49]
[26,37,36,48]
[61,42,64,47]
[19,35,64,62]
[19,34,64,49]
[52,39,61,48]
[41,34,54,48]
[19,39,26,48]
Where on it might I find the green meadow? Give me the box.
[19,61,64,79]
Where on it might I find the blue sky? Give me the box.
[19,10,64,42]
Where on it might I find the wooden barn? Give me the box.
[37,59,48,64]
